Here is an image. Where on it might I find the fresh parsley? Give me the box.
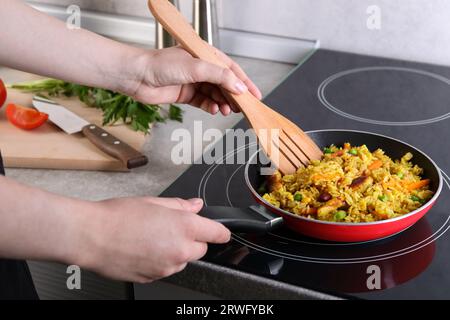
[10,78,183,134]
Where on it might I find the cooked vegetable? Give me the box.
[411,195,421,202]
[318,198,345,218]
[6,103,48,130]
[350,176,368,189]
[10,79,183,134]
[326,198,345,208]
[318,192,332,202]
[378,195,388,202]
[0,79,6,108]
[406,179,430,191]
[323,147,333,154]
[297,207,318,216]
[331,150,344,158]
[348,148,358,156]
[294,192,303,201]
[334,211,347,221]
[397,172,404,179]
[368,160,383,170]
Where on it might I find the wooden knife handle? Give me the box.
[147,0,256,113]
[82,125,148,169]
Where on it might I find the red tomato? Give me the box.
[0,79,6,108]
[6,104,49,130]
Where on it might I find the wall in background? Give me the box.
[29,0,192,19]
[30,0,450,66]
[218,0,450,66]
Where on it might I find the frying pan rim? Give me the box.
[245,129,443,227]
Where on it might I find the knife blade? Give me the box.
[33,96,89,134]
[32,96,148,169]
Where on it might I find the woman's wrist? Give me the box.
[60,199,118,272]
[40,194,92,265]
[107,46,155,97]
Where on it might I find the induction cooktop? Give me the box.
[159,49,450,299]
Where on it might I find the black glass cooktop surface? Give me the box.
[160,49,450,299]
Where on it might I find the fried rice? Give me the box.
[262,143,434,223]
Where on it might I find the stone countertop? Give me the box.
[2,55,338,300]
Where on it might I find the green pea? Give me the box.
[378,195,388,202]
[349,149,358,156]
[397,172,404,179]
[411,195,421,202]
[334,211,347,221]
[294,193,303,201]
[324,148,333,154]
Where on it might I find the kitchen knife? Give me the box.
[32,96,148,169]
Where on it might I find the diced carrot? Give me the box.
[343,143,351,150]
[311,174,324,181]
[331,150,344,158]
[406,179,430,191]
[311,173,338,182]
[368,160,383,171]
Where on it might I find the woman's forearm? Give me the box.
[0,1,262,113]
[0,175,232,283]
[0,0,145,93]
[0,175,87,263]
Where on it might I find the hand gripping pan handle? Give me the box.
[199,205,284,234]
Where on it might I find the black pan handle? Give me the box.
[199,205,284,234]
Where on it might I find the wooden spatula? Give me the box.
[148,0,323,174]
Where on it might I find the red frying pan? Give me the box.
[200,130,443,242]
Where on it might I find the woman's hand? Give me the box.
[124,46,262,116]
[74,196,230,283]
[0,173,229,284]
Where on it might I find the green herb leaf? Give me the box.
[169,104,183,122]
[10,79,184,134]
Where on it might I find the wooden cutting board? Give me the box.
[0,87,147,172]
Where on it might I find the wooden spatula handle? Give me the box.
[148,0,323,175]
[147,0,257,114]
[82,125,148,169]
[148,0,227,67]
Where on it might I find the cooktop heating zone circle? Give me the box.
[318,66,450,126]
